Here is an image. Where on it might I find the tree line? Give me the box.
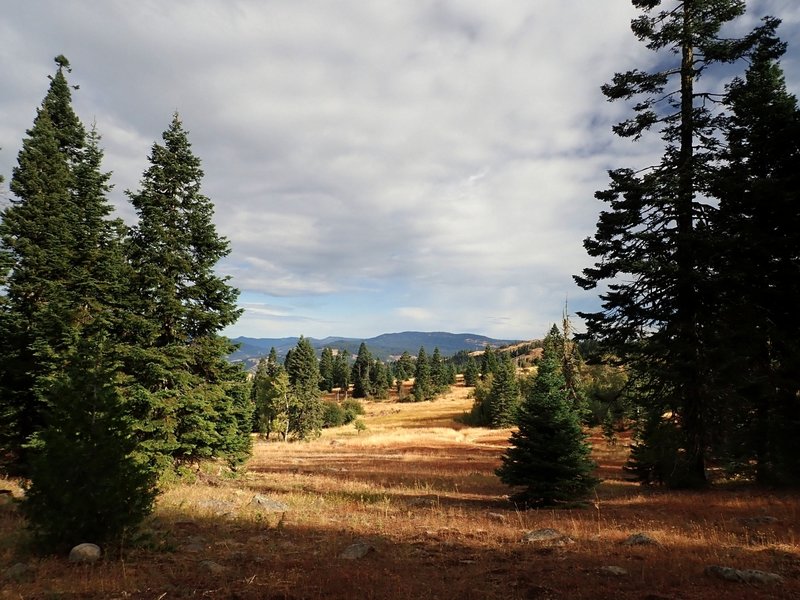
[250,340,460,440]
[0,56,250,549]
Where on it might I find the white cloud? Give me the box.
[2,0,798,340]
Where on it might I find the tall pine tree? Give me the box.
[709,33,800,484]
[575,1,780,487]
[0,57,126,475]
[125,113,248,467]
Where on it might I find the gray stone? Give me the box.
[522,528,570,544]
[4,562,34,582]
[599,566,628,577]
[487,512,507,523]
[69,543,101,563]
[196,499,237,516]
[705,565,784,585]
[339,541,375,559]
[622,532,659,546]
[250,494,288,512]
[199,560,227,575]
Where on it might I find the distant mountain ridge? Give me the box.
[229,331,519,367]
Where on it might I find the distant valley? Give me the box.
[228,331,520,368]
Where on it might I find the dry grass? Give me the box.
[2,384,799,599]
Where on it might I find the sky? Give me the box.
[2,1,799,341]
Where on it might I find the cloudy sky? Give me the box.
[2,1,799,341]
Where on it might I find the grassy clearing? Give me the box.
[1,383,799,599]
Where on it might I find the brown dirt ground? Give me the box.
[1,383,798,599]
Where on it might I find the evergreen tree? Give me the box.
[497,339,598,507]
[710,34,800,483]
[394,351,415,382]
[464,358,479,387]
[351,342,373,398]
[480,346,499,380]
[285,336,323,439]
[412,346,433,402]
[0,57,126,475]
[22,335,157,550]
[252,357,290,440]
[370,358,390,399]
[430,347,448,393]
[125,113,246,467]
[575,1,780,487]
[486,356,521,428]
[332,349,350,395]
[319,347,335,392]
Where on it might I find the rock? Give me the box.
[339,541,375,559]
[199,560,227,575]
[4,562,34,582]
[705,565,784,584]
[599,566,628,576]
[522,528,572,545]
[622,532,659,546]
[250,494,288,512]
[487,512,507,523]
[181,543,204,554]
[69,543,101,563]
[196,499,237,516]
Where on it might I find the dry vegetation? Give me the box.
[2,384,799,599]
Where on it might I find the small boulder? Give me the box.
[69,543,101,563]
[339,541,375,560]
[599,566,628,577]
[705,565,784,585]
[487,512,507,523]
[522,528,571,544]
[250,494,288,512]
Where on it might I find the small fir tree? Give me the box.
[285,336,323,439]
[486,356,521,428]
[22,335,157,550]
[497,338,598,507]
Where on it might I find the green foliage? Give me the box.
[463,358,479,387]
[464,373,494,426]
[332,349,350,392]
[485,357,521,428]
[341,398,365,422]
[351,342,372,398]
[412,346,433,402]
[480,346,499,380]
[321,398,364,428]
[392,351,415,382]
[497,340,598,507]
[319,347,335,392]
[22,336,157,551]
[285,336,323,440]
[321,400,347,428]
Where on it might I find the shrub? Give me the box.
[341,399,365,424]
[321,401,346,428]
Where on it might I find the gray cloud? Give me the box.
[2,0,798,339]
